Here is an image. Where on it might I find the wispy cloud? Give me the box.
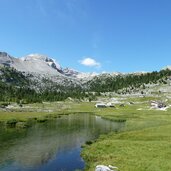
[35,0,48,17]
[65,0,87,16]
[79,57,101,68]
[52,0,87,24]
[34,0,87,22]
[91,32,102,49]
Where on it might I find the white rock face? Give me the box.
[62,68,98,80]
[76,72,98,79]
[0,52,97,88]
[15,54,62,75]
[0,52,63,75]
[0,51,155,85]
[0,52,98,81]
[62,68,80,77]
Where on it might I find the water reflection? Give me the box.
[0,114,125,171]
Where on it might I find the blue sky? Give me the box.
[0,0,171,73]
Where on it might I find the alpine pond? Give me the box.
[0,113,125,171]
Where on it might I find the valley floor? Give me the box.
[0,95,171,171]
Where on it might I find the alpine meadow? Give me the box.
[0,1,171,171]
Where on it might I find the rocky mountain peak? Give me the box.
[62,68,80,77]
[0,52,9,57]
[22,54,61,70]
[0,51,14,66]
[22,54,51,62]
[18,53,62,74]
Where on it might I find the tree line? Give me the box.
[88,69,171,92]
[0,66,171,103]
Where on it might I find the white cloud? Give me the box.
[79,57,101,68]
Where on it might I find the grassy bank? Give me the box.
[81,99,171,171]
[82,124,171,171]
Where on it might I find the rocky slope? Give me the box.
[0,52,63,75]
[0,52,84,89]
[0,51,171,93]
[1,51,171,103]
[0,52,97,79]
[0,52,100,88]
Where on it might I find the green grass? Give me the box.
[0,97,171,171]
[82,125,171,171]
[80,98,171,171]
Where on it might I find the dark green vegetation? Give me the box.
[88,69,171,93]
[0,66,91,103]
[0,66,37,103]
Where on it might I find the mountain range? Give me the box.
[0,51,171,102]
[2,52,170,78]
[0,52,97,79]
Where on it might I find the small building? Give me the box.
[95,103,107,108]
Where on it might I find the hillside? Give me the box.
[0,51,171,103]
[87,69,171,93]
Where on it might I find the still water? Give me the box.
[0,114,125,171]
